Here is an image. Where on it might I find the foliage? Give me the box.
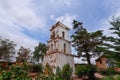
[0,38,16,61]
[103,17,120,67]
[17,46,31,62]
[35,63,73,80]
[0,63,74,80]
[0,64,31,80]
[99,68,116,75]
[71,20,105,80]
[75,65,96,79]
[55,66,64,80]
[37,63,56,80]
[61,63,73,80]
[31,64,43,73]
[1,71,13,80]
[102,76,114,80]
[71,20,105,65]
[44,63,54,76]
[116,75,120,80]
[12,65,31,80]
[33,42,47,62]
[75,65,85,78]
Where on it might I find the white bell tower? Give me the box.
[43,21,74,73]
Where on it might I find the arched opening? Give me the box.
[62,31,65,39]
[51,31,55,39]
[63,43,66,53]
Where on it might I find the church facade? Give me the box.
[43,21,75,73]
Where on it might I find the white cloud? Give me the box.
[0,22,38,50]
[0,0,47,31]
[0,0,46,50]
[0,0,75,50]
[51,13,77,29]
[50,0,72,6]
[99,1,120,36]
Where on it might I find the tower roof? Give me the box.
[50,21,70,31]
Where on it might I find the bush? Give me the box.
[31,64,43,73]
[1,71,13,80]
[116,75,120,80]
[75,65,96,80]
[11,65,31,80]
[75,65,85,78]
[44,63,54,76]
[55,66,63,80]
[0,65,31,80]
[61,63,73,80]
[102,76,114,80]
[99,68,117,75]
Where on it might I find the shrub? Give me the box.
[31,64,43,73]
[56,66,63,80]
[1,71,13,80]
[44,63,54,76]
[1,65,31,80]
[75,65,85,78]
[11,65,31,80]
[99,68,117,75]
[102,76,114,80]
[116,75,120,80]
[75,65,96,80]
[61,63,73,80]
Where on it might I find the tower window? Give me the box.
[51,44,53,50]
[62,31,65,39]
[63,43,66,53]
[51,31,55,39]
[54,42,56,48]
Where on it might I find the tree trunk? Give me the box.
[86,52,96,80]
[86,52,91,66]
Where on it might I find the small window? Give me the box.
[100,59,102,64]
[62,31,65,39]
[63,43,66,53]
[51,44,53,50]
[54,42,56,48]
[51,31,55,39]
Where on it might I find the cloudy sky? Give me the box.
[0,0,120,50]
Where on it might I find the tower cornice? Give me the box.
[47,36,71,43]
[50,21,70,31]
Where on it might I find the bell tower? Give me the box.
[43,21,74,73]
[47,21,71,55]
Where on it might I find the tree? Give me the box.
[32,42,47,62]
[0,38,16,61]
[71,20,105,65]
[104,17,120,67]
[71,20,105,80]
[17,46,31,62]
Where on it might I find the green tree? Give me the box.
[17,46,31,62]
[71,20,105,80]
[103,17,120,67]
[32,42,47,62]
[71,20,105,65]
[0,38,16,61]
